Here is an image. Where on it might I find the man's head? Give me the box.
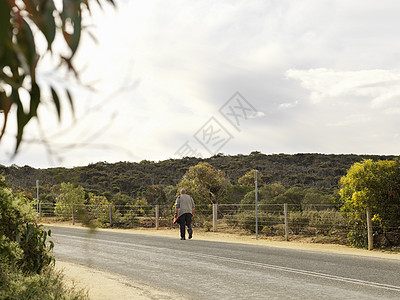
[180,188,186,194]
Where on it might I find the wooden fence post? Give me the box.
[156,205,160,230]
[367,207,373,250]
[72,204,75,225]
[284,203,289,241]
[109,205,113,226]
[213,203,218,232]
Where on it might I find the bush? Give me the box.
[54,183,85,221]
[224,211,278,233]
[0,177,89,299]
[86,193,114,227]
[347,227,368,248]
[306,209,346,235]
[288,211,309,235]
[0,262,88,300]
[338,159,400,246]
[117,210,141,228]
[0,178,54,274]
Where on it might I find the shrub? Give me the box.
[54,183,85,221]
[224,211,277,233]
[306,209,346,235]
[347,226,368,248]
[0,177,88,299]
[0,177,53,274]
[0,262,88,300]
[288,211,309,235]
[87,193,114,227]
[117,210,140,228]
[338,159,400,246]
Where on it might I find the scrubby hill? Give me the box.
[1,152,397,198]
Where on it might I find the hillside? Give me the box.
[1,153,398,199]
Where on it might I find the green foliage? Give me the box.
[117,210,140,228]
[177,162,229,204]
[3,154,398,202]
[142,185,168,205]
[347,226,368,248]
[302,189,334,210]
[239,183,333,213]
[19,223,55,273]
[238,169,263,187]
[338,159,400,247]
[224,211,281,233]
[306,209,345,235]
[274,187,305,208]
[224,211,263,233]
[0,0,115,151]
[0,262,88,300]
[192,204,213,227]
[54,182,85,220]
[111,192,135,207]
[220,184,252,204]
[259,182,286,202]
[288,211,309,235]
[0,176,54,274]
[86,193,113,227]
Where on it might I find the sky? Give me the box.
[2,0,400,168]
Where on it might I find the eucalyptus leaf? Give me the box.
[43,0,57,48]
[29,83,41,118]
[51,87,62,120]
[66,89,75,115]
[0,2,10,52]
[15,91,30,151]
[0,0,116,152]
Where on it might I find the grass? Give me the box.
[0,262,89,300]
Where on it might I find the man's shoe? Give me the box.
[188,234,192,239]
[180,237,185,240]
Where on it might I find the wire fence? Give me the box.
[37,202,355,233]
[37,202,400,249]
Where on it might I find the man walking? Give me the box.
[175,189,195,240]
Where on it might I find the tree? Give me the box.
[177,162,229,204]
[54,182,85,219]
[239,182,287,215]
[87,192,113,226]
[273,186,305,208]
[0,0,115,152]
[238,169,263,187]
[338,159,400,246]
[142,185,167,205]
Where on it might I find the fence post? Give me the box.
[109,205,113,226]
[72,204,75,225]
[367,207,373,250]
[39,202,42,218]
[284,203,289,241]
[213,203,218,232]
[156,205,160,230]
[255,170,258,240]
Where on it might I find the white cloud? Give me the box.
[279,101,299,109]
[3,0,400,167]
[286,68,400,108]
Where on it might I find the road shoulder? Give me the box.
[56,260,186,300]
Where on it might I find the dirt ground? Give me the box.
[50,224,400,300]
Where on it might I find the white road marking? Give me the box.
[55,233,400,293]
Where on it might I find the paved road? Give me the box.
[51,226,400,299]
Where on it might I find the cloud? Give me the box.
[278,101,299,109]
[286,68,400,109]
[326,113,371,127]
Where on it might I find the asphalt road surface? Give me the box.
[51,226,400,299]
